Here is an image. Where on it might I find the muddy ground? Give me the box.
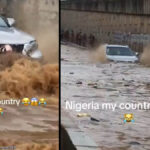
[0,53,58,150]
[61,43,150,150]
[0,1,58,149]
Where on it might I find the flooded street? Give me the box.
[0,57,59,149]
[61,44,150,150]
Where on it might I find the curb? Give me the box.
[61,110,99,150]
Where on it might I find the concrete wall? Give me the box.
[61,0,150,15]
[61,1,150,52]
[0,0,7,14]
[6,0,58,33]
[0,0,58,33]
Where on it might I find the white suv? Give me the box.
[106,44,139,62]
[0,16,42,59]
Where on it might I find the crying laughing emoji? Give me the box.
[22,98,30,106]
[124,113,134,123]
[39,98,47,105]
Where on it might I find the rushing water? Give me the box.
[0,56,58,150]
[61,44,150,150]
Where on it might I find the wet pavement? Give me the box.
[61,43,150,150]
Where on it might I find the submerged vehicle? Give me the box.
[106,44,139,62]
[0,16,42,59]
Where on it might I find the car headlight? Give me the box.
[23,41,38,55]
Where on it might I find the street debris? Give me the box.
[70,72,74,74]
[77,113,90,117]
[129,141,141,145]
[90,117,100,122]
[87,83,98,86]
[76,81,83,84]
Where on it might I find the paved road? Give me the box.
[61,43,150,150]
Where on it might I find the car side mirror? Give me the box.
[135,52,139,56]
[7,18,15,26]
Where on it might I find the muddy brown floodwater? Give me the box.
[61,43,150,150]
[0,53,58,150]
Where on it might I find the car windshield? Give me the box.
[0,17,8,27]
[106,47,135,56]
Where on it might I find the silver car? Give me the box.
[0,16,42,59]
